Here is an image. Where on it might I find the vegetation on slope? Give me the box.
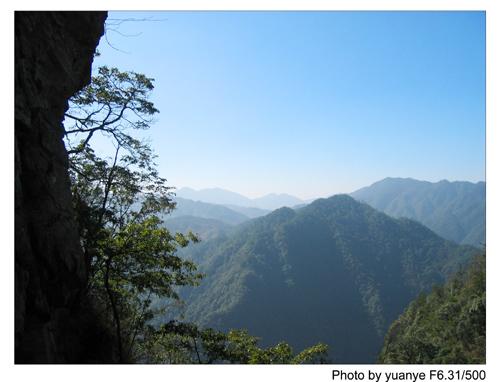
[379,253,485,364]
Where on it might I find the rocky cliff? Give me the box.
[15,11,107,363]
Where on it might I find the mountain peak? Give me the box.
[309,193,360,209]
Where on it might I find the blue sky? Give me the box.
[94,11,485,200]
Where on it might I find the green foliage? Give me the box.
[65,66,159,155]
[138,321,329,364]
[378,254,485,364]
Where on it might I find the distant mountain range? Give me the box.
[175,187,304,211]
[173,195,476,363]
[163,198,268,240]
[351,178,485,246]
[166,197,249,225]
[168,179,485,249]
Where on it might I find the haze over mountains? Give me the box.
[171,178,485,248]
[176,187,304,211]
[174,195,477,363]
[167,197,250,225]
[163,216,233,241]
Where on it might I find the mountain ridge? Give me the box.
[166,197,249,225]
[174,194,476,363]
[350,177,485,246]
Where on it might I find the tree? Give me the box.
[64,66,202,362]
[138,320,329,364]
[65,66,158,156]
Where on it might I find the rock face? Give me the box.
[15,11,107,363]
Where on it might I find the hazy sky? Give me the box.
[93,11,485,200]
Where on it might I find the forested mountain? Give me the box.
[351,178,485,246]
[175,195,476,363]
[379,254,485,364]
[176,187,304,210]
[166,197,249,225]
